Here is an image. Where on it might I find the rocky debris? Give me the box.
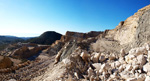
[0,56,13,69]
[0,53,55,81]
[35,42,150,81]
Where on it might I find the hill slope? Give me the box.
[26,31,62,45]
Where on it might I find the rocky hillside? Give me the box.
[1,5,150,81]
[31,5,150,81]
[26,31,62,45]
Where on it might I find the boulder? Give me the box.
[137,55,146,67]
[145,76,150,81]
[62,58,72,68]
[125,64,133,71]
[125,55,136,64]
[80,51,90,64]
[115,61,121,68]
[118,65,124,72]
[143,63,150,73]
[120,49,126,57]
[92,53,100,63]
[109,54,116,61]
[92,63,101,71]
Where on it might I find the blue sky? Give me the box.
[0,0,150,37]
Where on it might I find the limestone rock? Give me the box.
[143,63,150,73]
[125,55,136,64]
[115,61,121,68]
[100,63,111,72]
[80,51,90,64]
[125,64,133,71]
[137,55,146,67]
[120,49,126,57]
[92,53,101,63]
[118,65,124,72]
[145,76,150,81]
[92,63,101,71]
[126,78,137,81]
[87,67,94,78]
[148,51,150,62]
[109,54,116,61]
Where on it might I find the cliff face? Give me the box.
[93,5,150,53]
[110,5,150,46]
[60,31,102,42]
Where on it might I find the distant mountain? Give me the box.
[0,36,24,44]
[26,31,62,45]
[19,37,34,40]
[0,35,25,51]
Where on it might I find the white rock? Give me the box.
[125,55,135,64]
[144,43,150,51]
[147,72,150,76]
[100,63,110,72]
[87,67,94,78]
[143,63,150,73]
[120,49,126,57]
[132,65,139,71]
[145,76,150,81]
[74,72,79,79]
[118,57,126,64]
[138,74,146,81]
[129,46,147,56]
[125,64,133,71]
[80,51,90,63]
[120,71,133,79]
[110,62,115,68]
[126,78,137,81]
[131,58,138,65]
[109,54,116,60]
[8,79,16,81]
[92,63,101,71]
[138,70,142,74]
[118,65,124,72]
[115,61,121,68]
[137,55,146,66]
[62,58,72,67]
[129,48,137,55]
[92,52,101,63]
[135,73,139,78]
[126,77,145,81]
[148,51,150,62]
[136,47,147,55]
